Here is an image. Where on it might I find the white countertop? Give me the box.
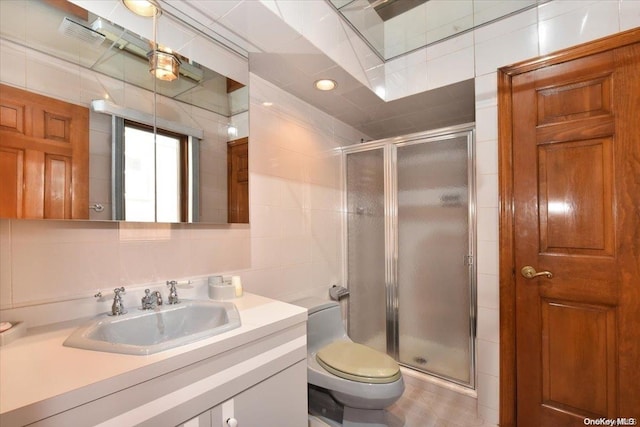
[0,293,307,420]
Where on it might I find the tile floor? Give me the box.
[387,370,486,426]
[308,369,487,427]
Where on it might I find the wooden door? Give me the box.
[227,137,249,223]
[0,84,89,219]
[499,29,640,426]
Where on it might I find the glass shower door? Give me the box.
[345,148,387,354]
[343,126,476,389]
[396,135,473,385]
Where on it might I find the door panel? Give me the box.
[396,136,473,386]
[509,38,640,426]
[43,112,71,142]
[538,138,614,255]
[0,84,88,219]
[0,101,25,133]
[44,154,72,218]
[541,301,616,418]
[345,148,387,354]
[0,147,24,217]
[227,137,249,223]
[536,75,611,125]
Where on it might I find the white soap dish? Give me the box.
[0,321,26,346]
[208,284,236,301]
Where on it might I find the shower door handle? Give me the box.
[521,266,553,279]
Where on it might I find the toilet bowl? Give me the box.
[294,298,405,426]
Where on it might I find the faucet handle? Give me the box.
[166,280,179,304]
[141,289,151,309]
[111,287,126,316]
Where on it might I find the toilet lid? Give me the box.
[316,341,401,384]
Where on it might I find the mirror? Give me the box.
[329,0,540,60]
[0,0,248,223]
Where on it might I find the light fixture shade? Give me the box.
[122,0,161,17]
[147,50,180,81]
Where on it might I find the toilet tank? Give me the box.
[293,298,348,353]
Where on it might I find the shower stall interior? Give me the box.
[344,124,476,388]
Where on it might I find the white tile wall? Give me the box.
[474,21,539,76]
[538,0,620,55]
[477,273,499,311]
[0,40,26,88]
[620,0,640,31]
[425,45,475,91]
[244,74,364,301]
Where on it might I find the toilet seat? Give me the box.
[316,341,401,384]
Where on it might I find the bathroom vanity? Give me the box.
[0,293,307,427]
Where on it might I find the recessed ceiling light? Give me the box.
[262,101,273,107]
[122,0,161,17]
[314,79,337,91]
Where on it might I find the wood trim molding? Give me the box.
[497,26,640,427]
[42,0,88,21]
[498,66,516,427]
[499,27,640,78]
[227,136,248,147]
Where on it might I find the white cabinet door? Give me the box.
[179,411,211,427]
[213,360,308,427]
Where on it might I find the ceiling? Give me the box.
[249,34,474,140]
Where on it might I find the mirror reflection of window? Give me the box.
[123,122,184,222]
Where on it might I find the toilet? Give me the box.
[294,298,405,427]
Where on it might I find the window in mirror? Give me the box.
[120,120,190,222]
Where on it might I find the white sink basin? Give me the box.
[63,300,241,355]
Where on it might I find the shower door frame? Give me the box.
[342,123,477,389]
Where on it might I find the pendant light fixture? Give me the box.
[147,49,180,82]
[121,0,180,82]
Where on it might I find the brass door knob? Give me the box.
[521,266,553,279]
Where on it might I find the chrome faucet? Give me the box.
[167,280,179,305]
[141,289,163,310]
[111,287,127,316]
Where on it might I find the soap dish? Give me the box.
[208,284,236,301]
[0,321,26,346]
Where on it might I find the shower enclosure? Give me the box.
[344,124,476,388]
